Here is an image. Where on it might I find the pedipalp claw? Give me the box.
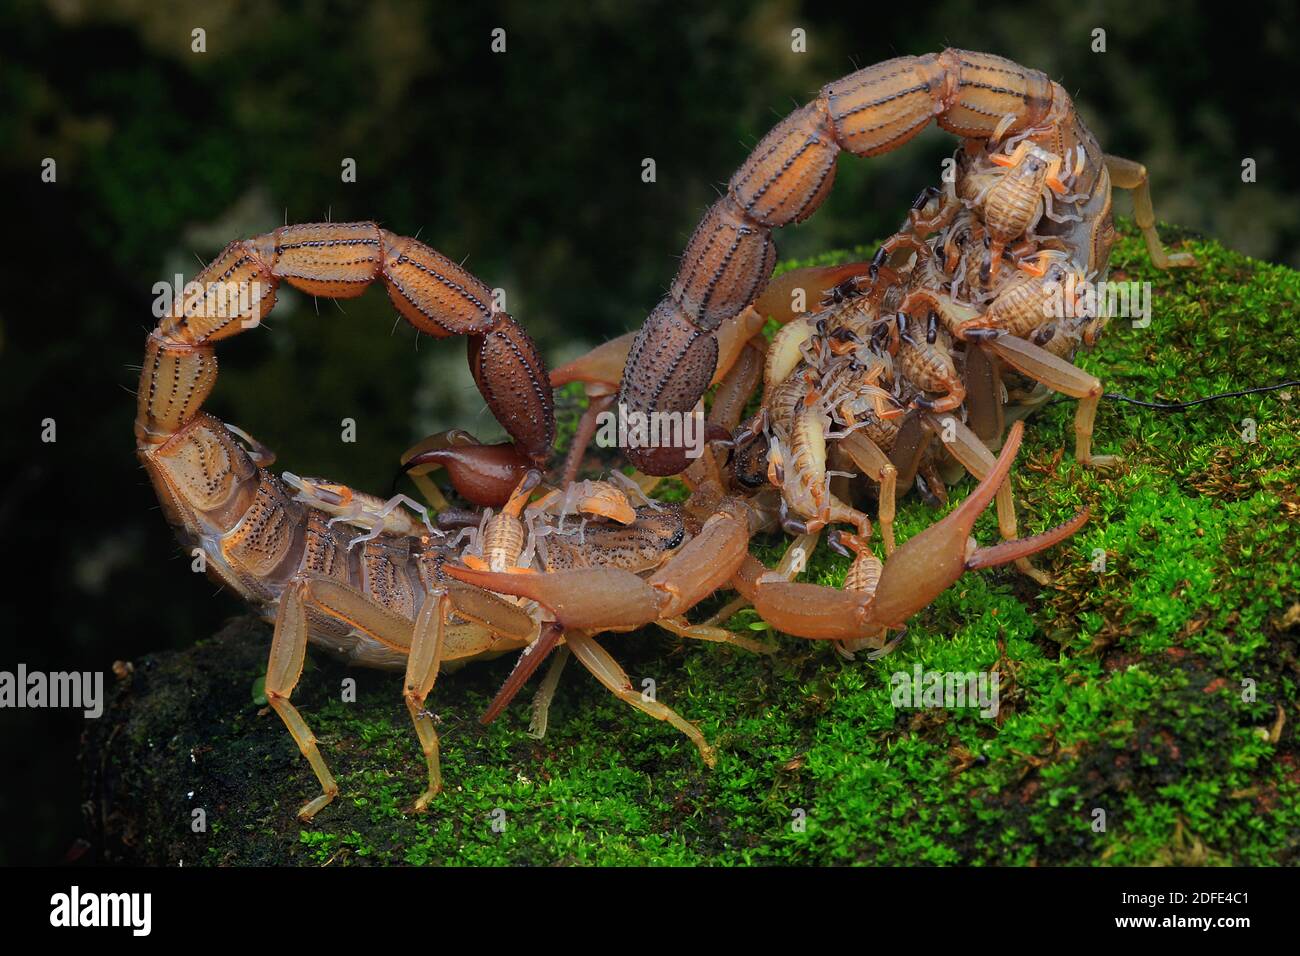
[403,440,532,507]
[742,420,1082,644]
[966,507,1090,571]
[442,564,664,630]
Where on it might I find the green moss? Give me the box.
[86,221,1300,865]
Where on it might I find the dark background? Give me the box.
[1,0,1295,864]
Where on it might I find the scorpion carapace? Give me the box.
[616,49,1194,476]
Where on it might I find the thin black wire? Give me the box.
[1102,380,1300,411]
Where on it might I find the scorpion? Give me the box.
[614,48,1195,480]
[542,47,1201,619]
[717,261,1069,598]
[473,344,1088,668]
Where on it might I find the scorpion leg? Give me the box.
[288,577,450,816]
[972,330,1119,469]
[773,530,821,578]
[442,579,539,641]
[886,411,933,489]
[265,579,339,822]
[528,645,571,739]
[1104,155,1196,269]
[963,343,1007,447]
[548,334,630,484]
[565,631,717,766]
[835,432,898,554]
[480,621,565,726]
[312,574,533,813]
[655,616,778,655]
[266,573,454,819]
[404,590,451,811]
[700,595,749,631]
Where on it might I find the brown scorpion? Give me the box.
[615,49,1194,478]
[135,222,760,819]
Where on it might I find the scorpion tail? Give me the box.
[136,223,556,597]
[621,50,1063,475]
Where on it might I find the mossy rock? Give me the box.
[82,222,1300,865]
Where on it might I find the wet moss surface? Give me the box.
[82,222,1300,865]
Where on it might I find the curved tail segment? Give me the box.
[135,223,556,605]
[137,222,553,458]
[618,50,1071,475]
